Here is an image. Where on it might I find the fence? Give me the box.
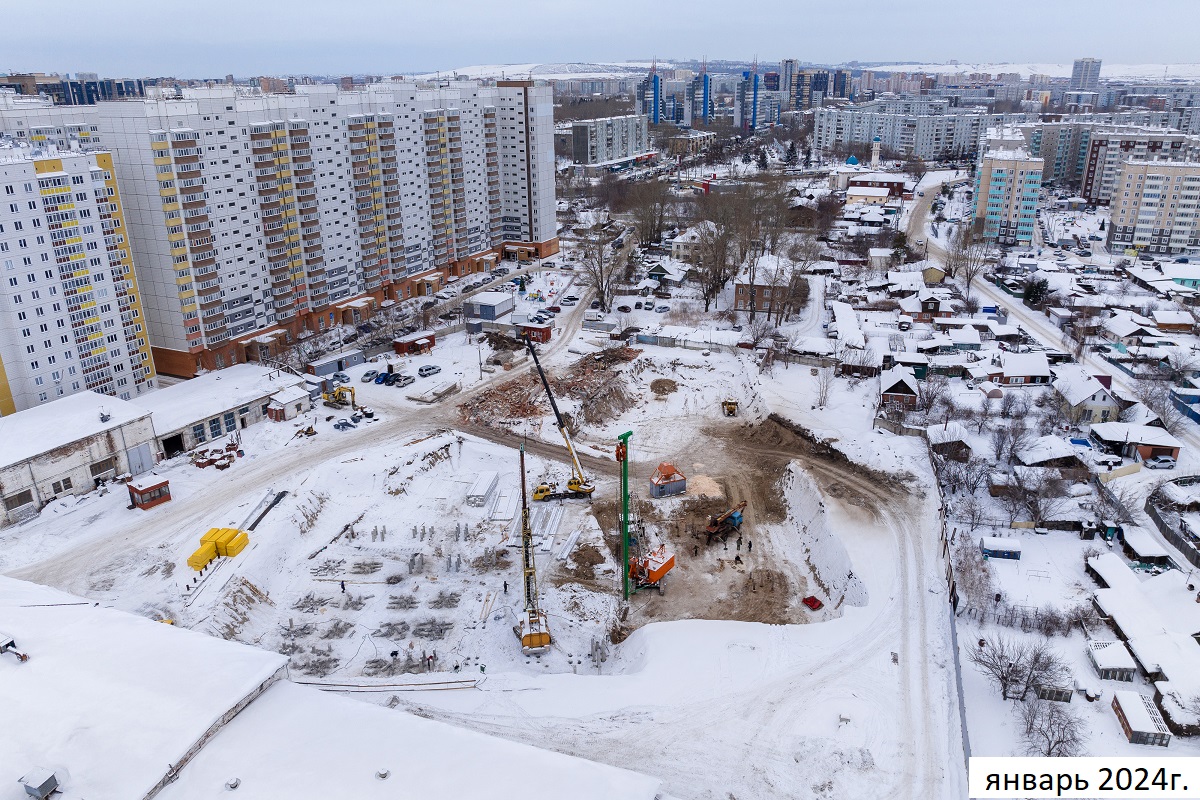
[872,416,926,438]
[1145,498,1200,570]
[1098,462,1142,483]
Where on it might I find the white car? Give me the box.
[1144,455,1177,470]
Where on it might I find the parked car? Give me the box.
[802,596,824,611]
[421,300,436,310]
[418,365,442,378]
[394,374,416,388]
[590,300,601,309]
[654,305,670,313]
[518,259,533,266]
[332,372,351,384]
[543,260,556,267]
[1176,257,1191,264]
[561,264,575,271]
[617,305,632,313]
[561,298,577,306]
[1145,455,1177,470]
[634,301,643,309]
[361,369,379,383]
[374,372,389,384]
[564,295,579,302]
[545,305,562,313]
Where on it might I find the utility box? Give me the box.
[649,462,687,498]
[20,768,58,800]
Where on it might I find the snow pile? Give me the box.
[778,465,868,609]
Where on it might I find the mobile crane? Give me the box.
[515,444,552,655]
[524,336,596,501]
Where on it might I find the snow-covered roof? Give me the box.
[0,576,664,800]
[1000,351,1050,378]
[1090,422,1181,449]
[130,364,308,437]
[1159,480,1200,507]
[1104,317,1158,339]
[847,172,906,184]
[0,576,288,800]
[868,247,893,258]
[1088,552,1142,592]
[268,383,311,407]
[886,271,925,292]
[0,391,151,470]
[1122,526,1169,560]
[470,290,514,306]
[1152,309,1193,327]
[831,301,864,349]
[981,536,1021,552]
[1113,690,1170,735]
[156,681,662,800]
[880,365,918,396]
[1089,640,1137,671]
[672,221,714,244]
[847,186,891,198]
[926,421,969,446]
[949,326,980,346]
[1015,435,1077,465]
[1052,364,1110,407]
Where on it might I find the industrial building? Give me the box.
[0,80,557,378]
[0,149,156,413]
[0,390,156,525]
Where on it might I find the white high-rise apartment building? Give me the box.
[1071,58,1102,91]
[0,80,556,377]
[1109,160,1200,255]
[0,150,155,413]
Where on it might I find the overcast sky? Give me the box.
[3,0,1198,77]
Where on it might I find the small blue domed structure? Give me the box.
[845,154,859,165]
[872,135,881,142]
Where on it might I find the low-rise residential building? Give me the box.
[880,366,919,409]
[1090,422,1182,461]
[999,352,1051,385]
[0,390,156,525]
[668,129,715,156]
[846,172,908,199]
[670,223,711,263]
[1109,160,1200,255]
[1052,364,1120,422]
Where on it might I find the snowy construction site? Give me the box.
[0,311,966,800]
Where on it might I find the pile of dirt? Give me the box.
[650,378,678,396]
[485,331,526,352]
[745,414,912,496]
[458,374,543,425]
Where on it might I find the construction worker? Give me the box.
[736,536,742,551]
[734,554,743,565]
[693,545,699,557]
[340,580,346,593]
[503,580,508,594]
[747,540,753,553]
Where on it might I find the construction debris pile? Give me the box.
[458,347,642,428]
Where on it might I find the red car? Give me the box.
[802,595,823,611]
[545,305,562,313]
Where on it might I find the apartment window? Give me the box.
[51,478,73,494]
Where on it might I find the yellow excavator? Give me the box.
[321,385,357,410]
[525,336,595,501]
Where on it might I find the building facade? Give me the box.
[1071,58,1103,91]
[973,146,1043,245]
[570,115,650,165]
[1108,160,1200,255]
[0,80,557,377]
[0,150,155,414]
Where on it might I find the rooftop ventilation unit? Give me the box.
[0,631,29,662]
[19,768,58,800]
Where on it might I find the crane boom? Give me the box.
[524,336,595,496]
[517,444,551,654]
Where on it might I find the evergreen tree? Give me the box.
[785,142,798,165]
[756,148,769,170]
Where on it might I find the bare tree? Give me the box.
[990,425,1011,462]
[694,193,739,312]
[946,224,994,302]
[1019,698,1088,757]
[1004,420,1034,465]
[962,457,992,495]
[1130,380,1186,435]
[917,373,950,414]
[1162,348,1200,384]
[976,394,996,434]
[626,179,672,246]
[815,367,835,407]
[960,495,986,529]
[578,232,621,313]
[953,535,994,606]
[745,316,777,348]
[968,635,1030,700]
